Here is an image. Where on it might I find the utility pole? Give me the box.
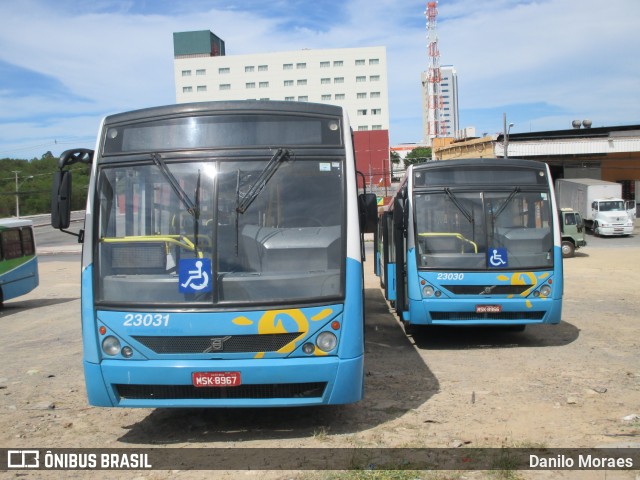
[503,113,514,159]
[13,171,33,218]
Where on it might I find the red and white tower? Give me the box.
[425,1,446,143]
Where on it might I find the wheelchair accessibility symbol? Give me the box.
[488,248,508,268]
[179,258,212,293]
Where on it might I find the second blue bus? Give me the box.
[377,158,563,333]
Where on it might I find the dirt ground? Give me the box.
[0,240,639,479]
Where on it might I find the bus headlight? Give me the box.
[540,285,552,297]
[102,336,121,356]
[423,285,435,297]
[316,332,337,352]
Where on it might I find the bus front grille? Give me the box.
[132,332,302,354]
[430,311,545,321]
[442,285,532,295]
[115,382,327,400]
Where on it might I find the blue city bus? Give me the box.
[51,101,377,407]
[377,158,563,333]
[0,218,39,304]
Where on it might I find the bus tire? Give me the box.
[561,241,575,258]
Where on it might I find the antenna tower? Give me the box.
[426,1,446,142]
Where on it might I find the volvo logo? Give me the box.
[204,336,232,353]
[480,285,496,295]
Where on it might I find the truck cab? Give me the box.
[560,208,587,258]
[591,199,635,236]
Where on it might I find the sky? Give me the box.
[1,0,639,160]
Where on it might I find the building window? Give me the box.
[297,79,307,86]
[259,81,269,88]
[369,58,380,65]
[357,92,367,99]
[181,70,191,77]
[196,69,206,76]
[246,82,256,89]
[298,96,308,102]
[296,62,306,69]
[245,66,255,72]
[370,75,380,82]
[258,65,268,72]
[285,96,295,101]
[372,108,381,115]
[284,80,294,87]
[321,78,331,85]
[197,85,207,92]
[320,61,330,68]
[218,67,230,74]
[370,91,381,98]
[182,86,193,93]
[333,60,343,67]
[335,94,345,100]
[358,126,369,131]
[283,63,293,70]
[334,77,344,84]
[355,59,365,66]
[358,109,367,116]
[219,84,230,90]
[372,125,382,130]
[356,76,366,83]
[321,94,332,101]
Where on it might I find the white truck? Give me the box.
[555,178,635,236]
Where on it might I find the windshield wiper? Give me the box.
[444,187,474,224]
[151,153,199,217]
[151,153,201,254]
[236,148,292,214]
[493,187,521,220]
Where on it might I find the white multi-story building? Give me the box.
[421,65,459,143]
[173,31,389,133]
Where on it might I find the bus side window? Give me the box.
[1,230,23,260]
[21,227,35,256]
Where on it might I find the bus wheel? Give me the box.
[561,241,575,258]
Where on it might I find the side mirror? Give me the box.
[51,170,72,229]
[358,193,378,233]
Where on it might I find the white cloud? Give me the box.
[0,0,639,157]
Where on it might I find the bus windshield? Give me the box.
[96,155,345,306]
[414,189,554,270]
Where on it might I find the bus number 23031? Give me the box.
[123,313,170,327]
[436,273,465,281]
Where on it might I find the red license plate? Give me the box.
[476,305,502,313]
[192,372,241,387]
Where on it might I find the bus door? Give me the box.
[393,189,408,318]
[380,210,394,301]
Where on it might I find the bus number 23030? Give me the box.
[123,313,170,327]
[436,273,464,281]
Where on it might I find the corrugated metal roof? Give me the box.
[497,136,640,157]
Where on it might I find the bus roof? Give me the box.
[103,100,345,125]
[0,218,33,229]
[410,158,547,171]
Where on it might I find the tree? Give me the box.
[404,147,432,169]
[0,153,91,217]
